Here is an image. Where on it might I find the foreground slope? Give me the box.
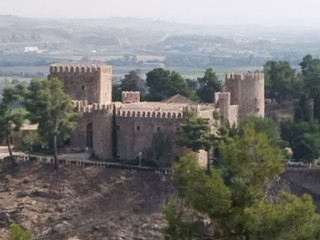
[0,160,175,240]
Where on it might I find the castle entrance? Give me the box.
[86,123,93,148]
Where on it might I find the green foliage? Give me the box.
[240,115,284,147]
[0,83,28,164]
[112,70,149,101]
[264,60,301,103]
[212,110,220,121]
[146,68,195,101]
[245,193,319,240]
[17,131,49,154]
[9,223,32,240]
[196,68,222,103]
[177,111,213,152]
[164,125,319,240]
[220,124,285,206]
[295,94,313,121]
[24,78,81,168]
[281,120,320,163]
[299,54,320,119]
[163,197,197,240]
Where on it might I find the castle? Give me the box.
[49,63,264,167]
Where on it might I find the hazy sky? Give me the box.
[2,0,320,25]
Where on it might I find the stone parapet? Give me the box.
[116,109,185,119]
[50,63,112,74]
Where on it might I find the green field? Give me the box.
[0,65,263,82]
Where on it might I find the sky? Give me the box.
[2,0,320,26]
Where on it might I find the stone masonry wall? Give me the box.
[122,91,141,103]
[225,73,265,119]
[49,64,112,105]
[116,115,186,167]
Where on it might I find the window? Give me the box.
[81,85,85,90]
[175,156,180,162]
[157,127,160,131]
[176,127,180,131]
[137,126,140,131]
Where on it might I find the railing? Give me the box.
[2,154,173,175]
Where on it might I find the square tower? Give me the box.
[49,63,112,104]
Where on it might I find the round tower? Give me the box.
[225,72,265,118]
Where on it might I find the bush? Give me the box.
[9,223,32,240]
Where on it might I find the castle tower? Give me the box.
[224,72,265,118]
[215,92,231,124]
[49,63,112,105]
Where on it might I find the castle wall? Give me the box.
[116,114,186,167]
[91,109,113,160]
[49,64,112,105]
[70,101,114,160]
[229,105,239,127]
[70,112,92,151]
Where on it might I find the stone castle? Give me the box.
[49,63,264,167]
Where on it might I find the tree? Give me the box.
[120,70,147,95]
[196,68,222,103]
[244,193,320,240]
[281,120,320,163]
[295,93,313,121]
[240,115,284,147]
[165,124,320,239]
[146,68,170,101]
[264,61,300,103]
[146,68,195,101]
[177,111,217,174]
[24,78,81,169]
[9,223,32,240]
[300,54,320,120]
[0,84,28,165]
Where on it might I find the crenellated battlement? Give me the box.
[50,63,112,74]
[215,92,231,101]
[116,109,185,119]
[72,100,113,113]
[226,72,264,81]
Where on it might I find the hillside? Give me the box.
[1,15,320,68]
[1,158,320,239]
[0,160,175,240]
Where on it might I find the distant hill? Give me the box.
[1,15,320,68]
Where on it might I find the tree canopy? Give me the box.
[264,60,301,103]
[0,83,28,165]
[164,124,320,239]
[24,78,81,169]
[146,68,195,101]
[196,68,222,103]
[113,70,147,101]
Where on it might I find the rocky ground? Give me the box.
[2,156,320,240]
[0,160,175,240]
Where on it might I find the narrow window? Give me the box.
[81,85,85,90]
[157,127,160,131]
[137,126,140,131]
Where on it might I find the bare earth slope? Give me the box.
[0,160,175,240]
[281,168,320,210]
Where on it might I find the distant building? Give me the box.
[24,46,39,53]
[48,63,265,167]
